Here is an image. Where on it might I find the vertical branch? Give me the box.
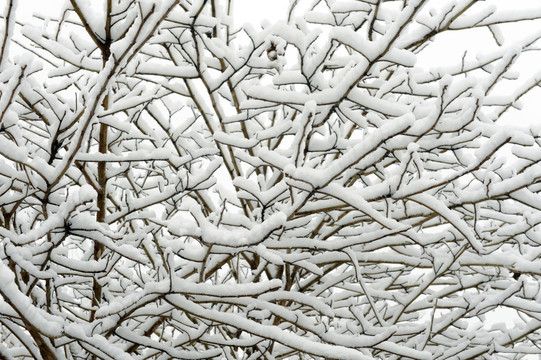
[91,0,112,324]
[0,0,16,68]
[367,0,381,41]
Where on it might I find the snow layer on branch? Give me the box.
[172,277,283,297]
[75,148,173,162]
[137,62,198,77]
[21,25,101,71]
[348,88,410,117]
[183,208,287,247]
[167,294,374,360]
[115,326,222,359]
[284,112,413,188]
[213,130,258,148]
[0,261,63,337]
[410,193,484,253]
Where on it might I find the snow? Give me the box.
[137,62,198,78]
[167,294,373,360]
[409,193,484,253]
[255,243,284,265]
[213,130,258,149]
[192,208,287,247]
[0,261,63,337]
[348,88,410,117]
[4,0,541,358]
[115,326,222,359]
[375,341,431,360]
[172,277,282,297]
[75,148,173,162]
